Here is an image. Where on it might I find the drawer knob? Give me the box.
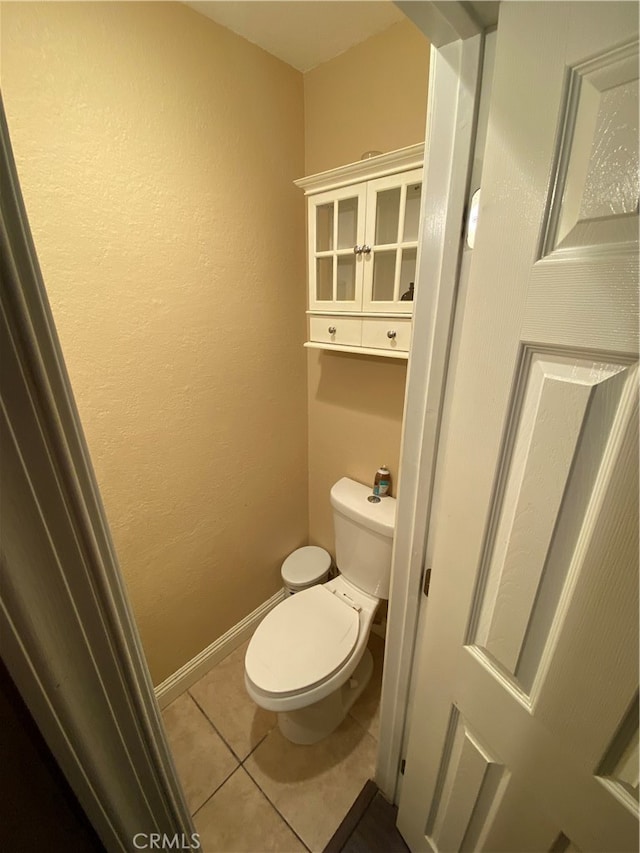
[353,245,362,255]
[387,329,397,339]
[328,326,337,334]
[362,245,372,255]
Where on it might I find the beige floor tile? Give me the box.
[194,767,306,853]
[189,641,276,760]
[349,634,384,741]
[162,692,238,813]
[244,715,377,853]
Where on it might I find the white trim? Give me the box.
[376,35,483,801]
[295,143,424,195]
[307,310,412,318]
[155,589,287,708]
[397,1,490,47]
[1,102,192,850]
[303,341,409,360]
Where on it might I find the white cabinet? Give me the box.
[295,144,424,359]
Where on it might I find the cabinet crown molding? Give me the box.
[295,143,425,195]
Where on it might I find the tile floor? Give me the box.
[161,632,385,853]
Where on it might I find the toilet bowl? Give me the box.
[245,477,396,744]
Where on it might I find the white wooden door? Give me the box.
[397,3,639,852]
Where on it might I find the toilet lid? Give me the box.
[245,586,359,695]
[281,546,332,588]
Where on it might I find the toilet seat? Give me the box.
[245,585,359,695]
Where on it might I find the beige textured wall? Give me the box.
[304,19,430,550]
[307,352,409,549]
[304,19,430,175]
[1,1,307,684]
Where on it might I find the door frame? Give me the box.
[376,9,486,800]
[1,2,487,843]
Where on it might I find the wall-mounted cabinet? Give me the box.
[295,144,424,359]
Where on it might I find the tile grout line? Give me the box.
[242,759,312,853]
[190,764,243,819]
[187,725,311,853]
[187,689,246,764]
[182,692,244,819]
[188,687,279,767]
[182,654,381,851]
[239,728,272,764]
[184,690,301,843]
[185,711,375,853]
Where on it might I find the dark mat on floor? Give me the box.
[323,779,410,853]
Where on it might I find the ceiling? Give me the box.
[184,1,406,72]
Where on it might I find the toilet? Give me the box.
[244,476,396,745]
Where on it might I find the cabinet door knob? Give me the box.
[328,326,337,334]
[362,245,372,255]
[387,329,397,339]
[353,245,362,255]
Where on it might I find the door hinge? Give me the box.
[400,758,406,775]
[423,567,432,598]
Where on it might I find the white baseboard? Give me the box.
[155,588,287,708]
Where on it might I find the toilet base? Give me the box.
[277,648,374,745]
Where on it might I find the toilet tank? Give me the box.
[330,477,397,600]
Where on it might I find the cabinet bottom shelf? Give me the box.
[304,341,409,359]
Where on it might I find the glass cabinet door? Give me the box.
[362,168,422,313]
[308,185,366,311]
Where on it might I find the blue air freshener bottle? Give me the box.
[373,465,391,497]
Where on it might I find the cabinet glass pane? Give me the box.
[316,257,333,301]
[316,203,334,251]
[372,250,397,302]
[336,255,356,301]
[399,248,417,302]
[337,197,358,250]
[403,183,422,242]
[375,188,401,245]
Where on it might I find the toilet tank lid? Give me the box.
[330,477,396,537]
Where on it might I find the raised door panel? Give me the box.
[541,40,639,259]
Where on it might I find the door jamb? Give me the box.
[376,26,484,800]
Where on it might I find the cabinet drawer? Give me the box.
[361,318,412,352]
[309,316,362,346]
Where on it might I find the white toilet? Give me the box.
[244,476,396,745]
